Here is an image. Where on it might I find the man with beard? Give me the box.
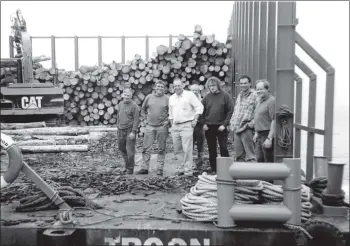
[230,75,257,162]
[169,79,203,176]
[200,77,234,174]
[253,79,276,163]
[136,81,169,176]
[117,88,140,175]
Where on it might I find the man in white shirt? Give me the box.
[169,79,204,176]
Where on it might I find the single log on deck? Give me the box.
[2,128,89,136]
[0,122,46,130]
[20,145,89,153]
[16,139,69,146]
[31,134,102,141]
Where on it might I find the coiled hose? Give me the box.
[277,104,293,151]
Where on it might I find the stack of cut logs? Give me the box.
[1,25,233,137]
[58,25,233,136]
[0,122,118,154]
[1,55,55,84]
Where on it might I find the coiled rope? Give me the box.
[308,177,350,208]
[277,104,293,151]
[180,173,312,222]
[15,183,102,212]
[180,173,217,221]
[261,181,312,222]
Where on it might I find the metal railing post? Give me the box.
[74,36,79,71]
[248,1,254,77]
[283,158,301,225]
[259,2,268,79]
[294,73,303,158]
[237,1,242,80]
[9,36,14,58]
[295,56,316,182]
[267,1,277,95]
[313,156,329,178]
[51,36,56,69]
[98,36,102,66]
[216,157,235,228]
[145,35,149,59]
[275,1,296,162]
[252,1,260,85]
[243,1,249,74]
[295,32,335,162]
[169,35,173,48]
[121,36,126,64]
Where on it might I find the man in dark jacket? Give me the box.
[117,88,140,175]
[200,77,234,174]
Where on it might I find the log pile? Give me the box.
[1,123,118,154]
[1,59,20,84]
[1,55,58,84]
[1,26,233,137]
[58,25,233,136]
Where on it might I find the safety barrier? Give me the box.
[216,157,301,228]
[228,2,336,182]
[0,133,23,189]
[9,35,193,72]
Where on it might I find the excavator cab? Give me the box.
[0,9,64,126]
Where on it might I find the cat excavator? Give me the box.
[0,9,64,126]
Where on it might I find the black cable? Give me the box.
[277,104,293,151]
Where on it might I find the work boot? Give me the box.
[126,169,134,175]
[174,171,184,176]
[135,169,149,175]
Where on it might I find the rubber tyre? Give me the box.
[302,219,346,246]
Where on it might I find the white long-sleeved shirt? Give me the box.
[168,90,204,123]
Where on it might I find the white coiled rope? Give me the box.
[261,181,312,222]
[180,173,263,221]
[180,174,312,222]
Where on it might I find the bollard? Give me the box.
[216,157,235,228]
[283,158,302,225]
[326,162,345,195]
[313,156,328,178]
[229,204,292,222]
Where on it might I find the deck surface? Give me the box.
[1,149,349,246]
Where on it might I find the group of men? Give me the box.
[117,75,276,176]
